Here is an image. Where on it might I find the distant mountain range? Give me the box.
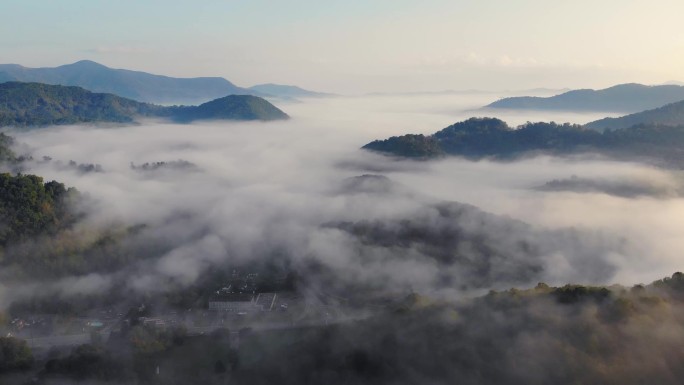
[364,88,570,97]
[0,60,329,104]
[0,60,250,105]
[586,100,684,130]
[0,82,288,127]
[485,83,684,113]
[247,83,332,99]
[362,117,684,166]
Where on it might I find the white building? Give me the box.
[208,292,278,312]
[208,293,256,313]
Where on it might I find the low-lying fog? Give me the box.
[5,93,681,303]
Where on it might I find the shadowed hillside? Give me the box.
[363,117,684,166]
[0,60,253,105]
[586,99,684,130]
[486,83,684,113]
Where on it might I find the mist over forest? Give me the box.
[5,94,677,290]
[1,90,683,385]
[4,0,684,382]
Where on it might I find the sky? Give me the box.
[1,0,683,93]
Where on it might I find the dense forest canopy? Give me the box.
[363,117,684,166]
[0,82,163,126]
[4,272,684,385]
[0,173,78,245]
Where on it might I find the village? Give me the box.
[2,269,351,354]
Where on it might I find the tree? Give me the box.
[0,337,33,372]
[214,360,227,374]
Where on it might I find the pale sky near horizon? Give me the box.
[1,0,683,94]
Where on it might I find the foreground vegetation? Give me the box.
[1,273,683,384]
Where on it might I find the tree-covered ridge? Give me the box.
[586,99,684,130]
[536,175,677,198]
[0,166,124,277]
[221,272,684,385]
[0,132,17,162]
[0,173,79,246]
[170,94,289,122]
[0,82,163,126]
[364,118,589,159]
[359,134,444,158]
[0,134,172,278]
[362,117,684,165]
[0,336,33,373]
[0,171,153,278]
[0,82,288,127]
[12,272,684,384]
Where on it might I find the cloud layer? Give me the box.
[1,93,682,308]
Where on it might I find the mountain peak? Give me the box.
[0,63,26,70]
[65,60,108,69]
[604,83,647,90]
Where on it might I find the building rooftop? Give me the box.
[210,293,255,303]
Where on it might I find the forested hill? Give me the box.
[486,83,684,113]
[0,133,140,277]
[586,99,684,130]
[0,82,163,126]
[0,173,78,245]
[0,131,78,244]
[0,82,289,127]
[0,132,16,162]
[169,94,290,122]
[362,117,684,166]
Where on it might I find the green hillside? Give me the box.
[363,117,684,166]
[0,82,288,127]
[170,94,290,122]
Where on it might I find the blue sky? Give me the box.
[1,0,683,93]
